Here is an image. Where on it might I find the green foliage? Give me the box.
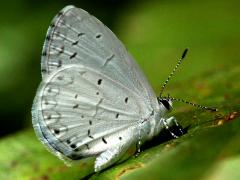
[0,0,240,179]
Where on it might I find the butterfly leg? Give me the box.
[94,141,132,172]
[162,116,183,138]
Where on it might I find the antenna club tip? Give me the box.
[181,48,189,59]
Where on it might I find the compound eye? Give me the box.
[160,99,170,110]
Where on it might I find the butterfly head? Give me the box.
[157,97,173,115]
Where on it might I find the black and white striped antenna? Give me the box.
[159,48,188,97]
[159,48,218,112]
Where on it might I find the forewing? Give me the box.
[41,5,158,110]
[32,65,146,161]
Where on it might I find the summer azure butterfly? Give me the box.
[32,5,216,172]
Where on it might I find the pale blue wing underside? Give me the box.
[41,5,158,110]
[33,65,148,160]
[33,5,160,163]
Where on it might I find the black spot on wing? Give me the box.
[53,129,60,135]
[57,76,63,80]
[46,35,51,41]
[88,129,94,139]
[78,32,85,37]
[70,52,77,59]
[57,11,63,17]
[41,69,47,73]
[44,100,49,105]
[97,79,102,85]
[73,148,80,152]
[59,46,64,54]
[47,88,52,93]
[73,104,79,109]
[72,40,78,45]
[96,34,102,38]
[50,23,55,28]
[70,144,76,149]
[42,51,47,56]
[57,60,62,68]
[102,137,107,144]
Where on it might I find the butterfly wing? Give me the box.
[33,65,147,161]
[33,5,160,163]
[41,5,158,110]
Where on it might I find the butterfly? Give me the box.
[32,5,216,172]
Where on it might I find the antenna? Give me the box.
[159,48,188,97]
[168,97,218,111]
[158,48,218,112]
